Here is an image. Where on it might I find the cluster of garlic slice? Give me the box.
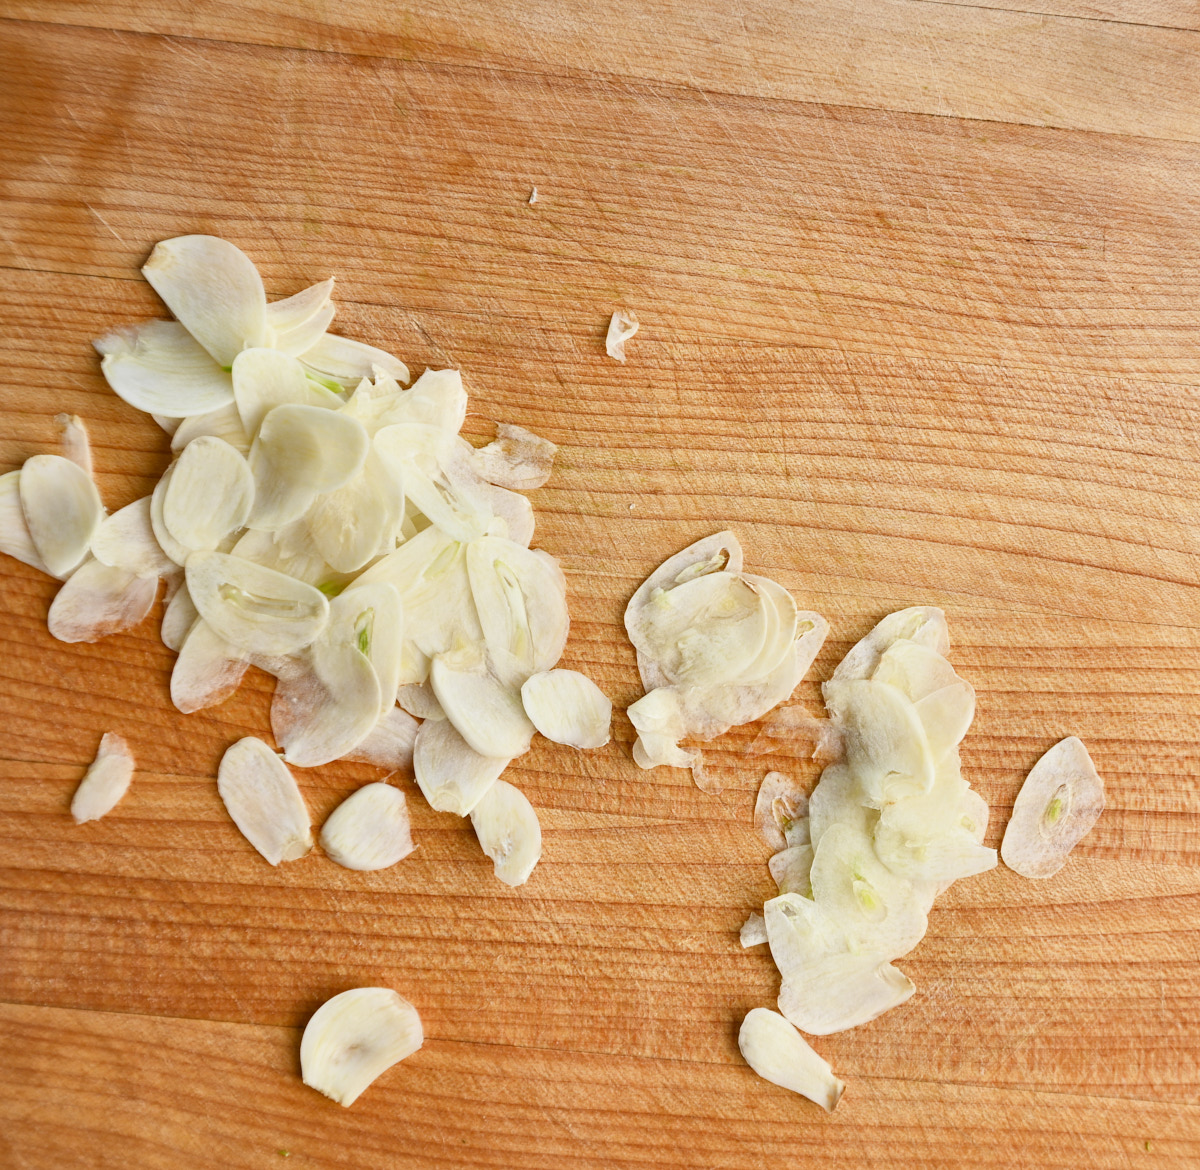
[0,234,612,887]
[624,531,829,792]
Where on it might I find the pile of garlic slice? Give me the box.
[0,234,612,886]
[624,531,829,792]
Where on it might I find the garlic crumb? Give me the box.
[606,309,639,362]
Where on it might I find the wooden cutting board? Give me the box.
[1,3,1198,1166]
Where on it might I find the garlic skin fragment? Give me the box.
[469,779,542,887]
[605,308,639,362]
[300,987,423,1108]
[19,454,104,579]
[738,1008,845,1112]
[472,423,557,490]
[1001,736,1104,879]
[521,669,612,750]
[47,558,159,643]
[216,737,313,865]
[71,732,135,824]
[740,912,769,948]
[320,782,415,871]
[56,413,93,478]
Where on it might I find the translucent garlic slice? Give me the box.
[20,454,104,578]
[396,682,446,722]
[470,779,542,886]
[267,278,336,356]
[216,737,313,865]
[1001,736,1104,879]
[754,771,809,853]
[344,707,420,771]
[520,670,611,749]
[299,333,410,389]
[763,891,845,977]
[777,954,915,1036]
[413,716,509,815]
[232,347,343,438]
[832,606,950,683]
[749,705,844,766]
[300,987,423,1107]
[472,423,557,490]
[605,308,639,362]
[307,447,404,573]
[91,497,175,578]
[71,732,134,824]
[913,682,976,762]
[171,402,251,456]
[430,647,534,759]
[161,580,199,652]
[186,551,330,655]
[56,413,93,477]
[47,558,158,643]
[95,320,234,416]
[769,844,814,896]
[740,912,769,947]
[256,403,369,493]
[143,235,268,366]
[320,782,415,871]
[872,639,960,699]
[738,1008,845,1112]
[162,436,255,553]
[807,764,876,852]
[171,619,249,714]
[0,471,50,574]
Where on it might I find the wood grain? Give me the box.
[1,4,1199,1167]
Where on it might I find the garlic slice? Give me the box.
[396,682,446,722]
[56,413,93,477]
[95,320,235,416]
[300,987,423,1107]
[520,669,611,749]
[402,457,492,545]
[162,436,255,553]
[832,606,950,683]
[470,779,542,886]
[142,235,268,366]
[1001,736,1104,879]
[431,647,534,759]
[47,558,158,643]
[472,423,557,490]
[267,278,336,356]
[605,308,639,362]
[740,912,769,948]
[343,707,420,770]
[479,483,536,548]
[149,464,191,568]
[256,403,369,493]
[769,845,814,896]
[750,705,844,766]
[413,716,509,815]
[379,368,465,432]
[754,771,809,852]
[320,782,415,871]
[71,732,134,824]
[232,347,343,438]
[186,551,329,655]
[91,497,175,578]
[171,402,251,456]
[160,580,199,652]
[807,764,876,852]
[299,333,410,389]
[777,954,915,1036]
[0,470,50,574]
[171,619,249,714]
[325,582,405,719]
[20,454,104,578]
[738,1008,845,1112]
[307,447,404,573]
[216,737,313,864]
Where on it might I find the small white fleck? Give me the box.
[528,187,539,204]
[606,309,639,362]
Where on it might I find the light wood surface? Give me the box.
[1,4,1198,1167]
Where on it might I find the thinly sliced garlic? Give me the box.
[300,987,422,1107]
[413,716,509,815]
[300,333,410,389]
[56,413,93,477]
[307,447,404,573]
[96,320,235,416]
[379,368,465,433]
[267,278,336,356]
[520,669,611,749]
[1001,736,1104,879]
[162,436,254,553]
[738,1008,845,1112]
[20,454,104,578]
[470,779,542,886]
[402,456,493,545]
[754,772,809,853]
[143,235,268,366]
[769,844,814,896]
[479,483,535,548]
[171,402,251,456]
[750,705,844,766]
[606,308,639,362]
[472,423,557,490]
[832,606,950,683]
[396,682,446,722]
[257,403,369,493]
[230,525,351,593]
[186,551,329,656]
[344,707,420,771]
[321,782,415,871]
[91,497,175,578]
[777,954,915,1036]
[324,582,405,719]
[0,471,50,574]
[216,737,313,865]
[71,732,134,824]
[431,647,534,759]
[232,347,343,438]
[47,558,158,643]
[149,464,190,568]
[740,911,769,947]
[807,764,876,852]
[160,580,199,652]
[171,619,249,713]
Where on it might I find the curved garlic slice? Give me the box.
[470,779,542,886]
[91,497,175,578]
[381,368,464,432]
[738,1008,844,1111]
[143,235,268,366]
[216,737,313,865]
[267,278,335,356]
[162,436,255,553]
[71,732,135,824]
[171,619,249,714]
[300,987,423,1107]
[160,580,199,652]
[396,682,446,721]
[807,764,876,852]
[344,707,420,771]
[777,954,915,1036]
[832,606,950,683]
[413,716,509,815]
[232,347,343,437]
[257,403,369,492]
[472,423,557,490]
[47,558,158,643]
[320,782,414,871]
[754,771,809,852]
[186,551,329,655]
[20,454,104,578]
[1001,736,1104,879]
[149,464,190,568]
[520,670,611,749]
[326,582,405,719]
[431,648,534,759]
[0,470,50,574]
[300,333,411,389]
[872,638,959,699]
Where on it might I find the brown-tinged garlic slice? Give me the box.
[47,558,159,643]
[738,1008,845,1111]
[605,309,639,362]
[0,470,50,574]
[469,779,542,886]
[343,707,420,771]
[472,423,557,490]
[71,732,134,824]
[300,987,422,1107]
[320,782,415,871]
[216,736,313,865]
[162,436,255,553]
[56,413,93,477]
[520,669,611,749]
[19,454,104,578]
[91,497,175,579]
[170,620,249,714]
[754,771,809,852]
[299,333,410,389]
[430,647,534,759]
[413,716,509,815]
[1001,736,1104,879]
[160,580,199,652]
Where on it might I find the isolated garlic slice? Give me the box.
[470,779,542,886]
[162,436,255,553]
[413,716,509,815]
[91,497,175,578]
[47,558,159,643]
[71,732,135,824]
[431,647,534,759]
[320,782,415,871]
[20,454,104,578]
[56,413,93,477]
[605,308,639,362]
[472,423,557,490]
[300,987,423,1107]
[344,707,420,770]
[738,1008,844,1111]
[171,620,249,714]
[520,669,611,749]
[754,771,809,852]
[299,333,410,389]
[216,737,313,865]
[1001,736,1104,879]
[171,402,251,456]
[0,471,50,574]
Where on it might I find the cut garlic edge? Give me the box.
[216,737,313,865]
[71,732,135,824]
[320,782,414,871]
[470,779,542,887]
[300,987,423,1108]
[738,1008,845,1112]
[520,669,611,749]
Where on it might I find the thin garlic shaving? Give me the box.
[47,558,159,644]
[56,413,93,477]
[320,782,414,871]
